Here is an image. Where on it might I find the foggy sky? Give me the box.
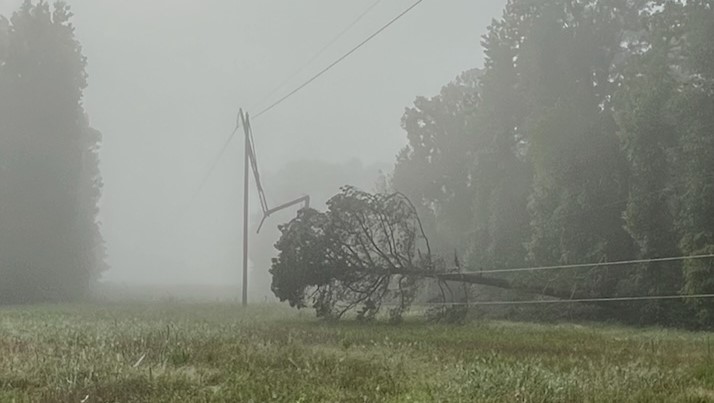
[0,0,504,288]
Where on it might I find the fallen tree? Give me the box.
[270,187,605,321]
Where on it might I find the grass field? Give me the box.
[1,303,714,402]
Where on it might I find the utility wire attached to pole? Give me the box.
[183,0,423,213]
[179,0,424,305]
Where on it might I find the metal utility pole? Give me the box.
[238,109,310,307]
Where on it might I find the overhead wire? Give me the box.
[421,254,714,307]
[254,0,425,119]
[472,253,714,275]
[421,293,714,306]
[181,119,241,213]
[183,0,423,211]
[251,0,384,112]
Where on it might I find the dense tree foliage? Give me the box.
[0,1,104,303]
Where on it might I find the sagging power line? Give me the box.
[471,253,714,276]
[422,293,714,307]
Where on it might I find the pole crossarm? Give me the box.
[240,108,311,234]
[239,108,311,305]
[257,195,311,234]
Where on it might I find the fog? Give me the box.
[0,0,504,297]
[5,3,714,397]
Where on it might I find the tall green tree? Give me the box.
[465,3,532,272]
[0,1,104,303]
[393,69,482,255]
[669,0,714,325]
[612,2,689,324]
[520,0,637,299]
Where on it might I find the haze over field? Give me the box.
[0,0,505,288]
[4,0,714,326]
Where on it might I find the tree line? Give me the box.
[391,0,714,326]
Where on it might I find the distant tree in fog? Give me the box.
[0,1,105,303]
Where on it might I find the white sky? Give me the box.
[0,0,505,287]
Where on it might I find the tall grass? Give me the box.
[1,303,713,402]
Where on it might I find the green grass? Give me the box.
[1,303,714,402]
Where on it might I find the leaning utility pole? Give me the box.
[238,109,310,306]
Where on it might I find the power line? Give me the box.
[252,0,383,112]
[184,1,422,211]
[423,293,714,306]
[474,253,714,276]
[254,0,425,119]
[198,0,383,212]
